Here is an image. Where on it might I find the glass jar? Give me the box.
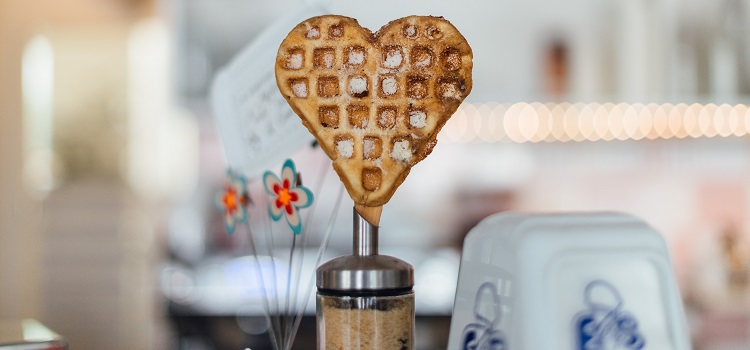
[316,208,414,350]
[317,292,414,349]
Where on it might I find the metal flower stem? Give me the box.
[243,220,280,350]
[282,171,307,344]
[283,233,296,344]
[262,193,283,348]
[283,163,329,346]
[286,185,344,349]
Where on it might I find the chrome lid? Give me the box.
[316,208,414,292]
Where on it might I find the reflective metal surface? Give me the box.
[316,208,413,292]
[353,208,378,256]
[0,319,67,350]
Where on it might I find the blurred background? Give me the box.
[2,0,750,349]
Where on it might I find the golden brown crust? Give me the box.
[275,15,472,206]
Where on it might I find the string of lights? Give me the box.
[442,102,750,143]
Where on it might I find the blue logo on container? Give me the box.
[574,280,645,350]
[462,282,506,350]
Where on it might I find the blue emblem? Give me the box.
[574,280,645,350]
[462,282,506,350]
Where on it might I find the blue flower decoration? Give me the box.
[262,159,314,234]
[215,169,250,234]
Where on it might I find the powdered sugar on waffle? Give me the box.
[391,140,412,162]
[307,27,319,39]
[349,77,368,95]
[292,82,307,98]
[287,53,303,69]
[337,139,353,158]
[404,25,417,38]
[409,110,427,128]
[348,51,364,65]
[415,55,430,67]
[441,83,460,99]
[364,139,375,158]
[323,52,334,68]
[382,77,398,95]
[383,50,402,68]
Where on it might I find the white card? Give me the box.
[211,6,327,178]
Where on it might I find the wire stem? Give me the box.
[262,193,284,349]
[244,221,280,350]
[287,185,344,347]
[283,161,329,349]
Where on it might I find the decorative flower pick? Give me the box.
[215,169,251,234]
[263,159,314,234]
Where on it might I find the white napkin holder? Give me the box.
[447,212,691,350]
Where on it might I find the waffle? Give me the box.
[275,15,473,207]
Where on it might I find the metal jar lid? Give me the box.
[316,208,414,293]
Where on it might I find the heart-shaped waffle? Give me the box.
[275,15,472,207]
